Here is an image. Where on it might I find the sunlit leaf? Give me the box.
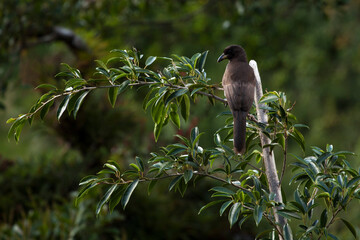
[145,56,157,66]
[283,223,293,240]
[57,94,71,121]
[220,200,232,216]
[73,91,90,119]
[109,185,126,213]
[96,184,118,216]
[228,202,241,228]
[121,179,139,209]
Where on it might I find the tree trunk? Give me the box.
[249,60,286,240]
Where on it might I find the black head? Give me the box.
[217,45,247,63]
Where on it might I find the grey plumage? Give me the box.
[217,45,255,154]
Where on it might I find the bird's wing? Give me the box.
[223,64,255,112]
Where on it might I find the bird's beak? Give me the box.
[217,53,227,62]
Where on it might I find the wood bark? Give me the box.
[249,60,286,239]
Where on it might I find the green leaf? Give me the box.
[121,179,139,209]
[290,128,305,152]
[76,182,98,206]
[67,92,81,115]
[328,233,339,240]
[190,87,203,97]
[57,94,71,121]
[347,176,360,188]
[183,169,193,184]
[165,89,188,106]
[220,200,232,216]
[6,118,17,124]
[107,160,122,172]
[238,214,251,229]
[177,177,188,197]
[60,63,82,78]
[13,119,25,142]
[151,100,165,124]
[135,156,145,172]
[94,59,108,70]
[117,80,131,95]
[170,111,181,129]
[73,91,90,119]
[228,202,241,228]
[109,185,127,213]
[145,56,157,66]
[210,186,235,196]
[191,132,204,150]
[341,218,357,238]
[294,190,306,213]
[320,209,327,228]
[65,78,86,89]
[175,134,191,147]
[96,184,118,216]
[260,94,278,104]
[111,73,127,83]
[169,175,183,191]
[180,94,190,121]
[40,100,54,120]
[316,152,332,165]
[255,229,274,240]
[214,133,221,146]
[316,192,330,199]
[293,123,309,129]
[154,122,163,142]
[148,180,157,195]
[253,205,263,226]
[196,50,208,71]
[198,200,224,215]
[35,83,57,90]
[191,127,199,144]
[130,163,140,172]
[283,223,293,240]
[79,175,98,186]
[108,87,119,107]
[277,209,302,220]
[191,52,201,63]
[142,88,156,110]
[96,67,110,77]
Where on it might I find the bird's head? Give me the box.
[217,45,247,63]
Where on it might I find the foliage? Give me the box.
[7,49,360,239]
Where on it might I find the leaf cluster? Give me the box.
[6,49,360,240]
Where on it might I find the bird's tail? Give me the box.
[233,110,247,154]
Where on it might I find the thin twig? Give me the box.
[279,129,288,186]
[103,170,283,238]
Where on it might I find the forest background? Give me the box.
[1,0,359,239]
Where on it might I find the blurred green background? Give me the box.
[1,0,359,239]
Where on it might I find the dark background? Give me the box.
[1,0,359,239]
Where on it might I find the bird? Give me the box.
[217,45,256,154]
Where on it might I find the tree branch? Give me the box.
[249,60,286,240]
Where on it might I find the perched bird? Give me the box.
[217,45,256,154]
